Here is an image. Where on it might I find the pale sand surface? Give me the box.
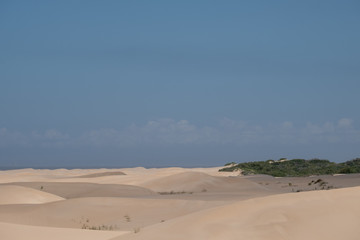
[0,167,360,240]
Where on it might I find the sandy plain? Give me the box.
[0,166,360,240]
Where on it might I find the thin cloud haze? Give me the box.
[1,118,358,148]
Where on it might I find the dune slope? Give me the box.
[0,197,225,231]
[113,186,360,240]
[0,185,64,204]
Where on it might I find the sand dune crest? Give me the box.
[74,171,126,178]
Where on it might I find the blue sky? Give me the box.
[1,1,360,168]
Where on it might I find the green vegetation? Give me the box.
[219,158,360,177]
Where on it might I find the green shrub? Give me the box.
[219,158,360,177]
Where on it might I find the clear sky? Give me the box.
[1,1,359,168]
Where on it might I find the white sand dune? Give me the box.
[0,185,64,205]
[1,167,360,240]
[0,222,127,240]
[113,186,360,240]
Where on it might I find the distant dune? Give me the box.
[74,171,126,178]
[140,171,265,193]
[5,182,156,198]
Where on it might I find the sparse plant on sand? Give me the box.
[124,214,131,222]
[79,217,117,231]
[158,191,193,195]
[81,223,116,231]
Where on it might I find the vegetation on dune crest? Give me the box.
[219,158,360,177]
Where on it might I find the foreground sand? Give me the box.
[0,167,360,240]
